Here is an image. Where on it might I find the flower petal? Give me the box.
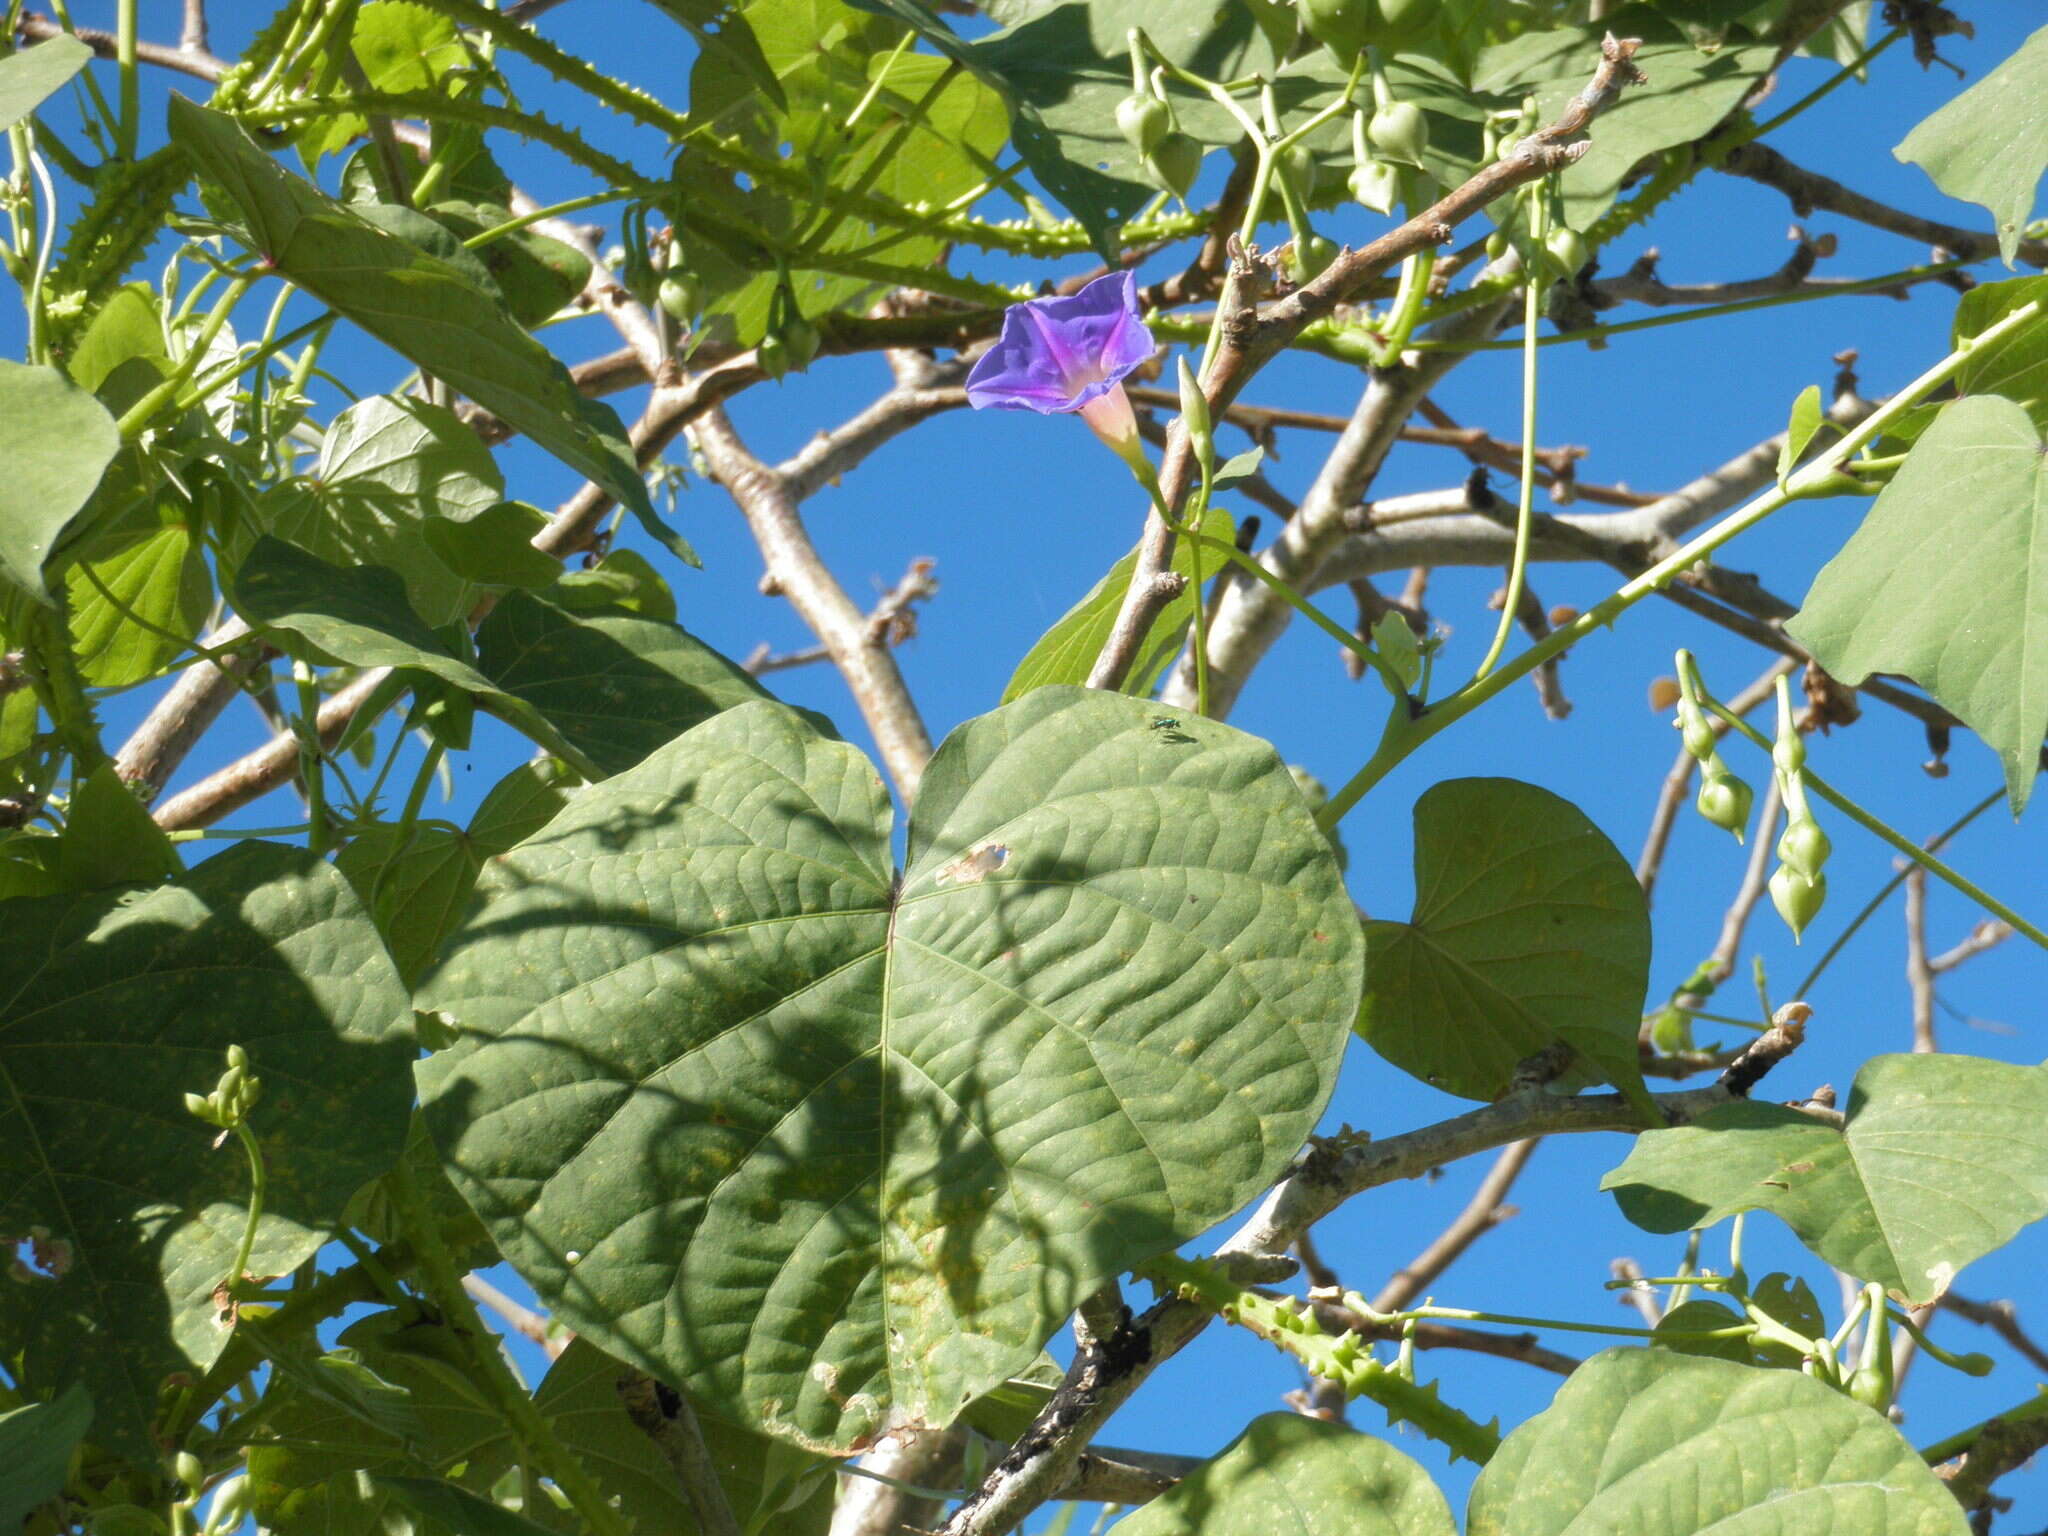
[965,271,1153,414]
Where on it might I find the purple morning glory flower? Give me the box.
[967,271,1155,458]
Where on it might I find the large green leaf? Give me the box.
[165,99,664,538]
[1787,393,2048,814]
[418,687,1360,1451]
[0,843,412,1454]
[535,1340,834,1536]
[475,590,774,775]
[229,537,601,779]
[1476,10,1774,226]
[1896,22,2048,266]
[0,361,120,608]
[0,33,91,132]
[1601,1053,2048,1304]
[246,395,502,628]
[1467,1347,1969,1535]
[1003,504,1232,704]
[0,1384,91,1528]
[1116,1414,1454,1536]
[1359,778,1651,1106]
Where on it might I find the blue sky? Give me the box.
[9,3,2047,1527]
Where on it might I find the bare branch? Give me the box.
[1609,1258,1666,1329]
[1707,778,1783,983]
[181,0,209,54]
[942,1071,1772,1536]
[463,1274,564,1360]
[151,667,390,831]
[1939,1293,2048,1375]
[694,406,934,801]
[1373,1138,1541,1313]
[17,10,228,82]
[617,1371,745,1536]
[114,619,266,804]
[1719,141,2048,269]
[831,1429,966,1536]
[778,368,973,502]
[1164,295,1514,717]
[1928,920,2014,975]
[1906,865,1938,1053]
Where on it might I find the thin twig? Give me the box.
[1906,865,1937,1053]
[17,10,229,82]
[1706,777,1783,983]
[1939,1294,2048,1375]
[1373,1138,1541,1313]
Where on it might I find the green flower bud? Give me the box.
[657,271,701,323]
[1117,94,1172,157]
[1544,226,1588,278]
[183,1091,215,1121]
[1770,864,1827,941]
[1176,355,1213,468]
[1776,816,1831,880]
[1485,227,1511,260]
[225,1044,248,1070]
[1367,101,1429,168]
[1297,0,1373,66]
[1146,132,1204,200]
[1678,701,1717,763]
[1348,158,1398,215]
[1275,142,1318,203]
[1695,772,1753,839]
[1287,232,1337,285]
[175,1451,204,1493]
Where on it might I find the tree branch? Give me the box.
[616,1371,744,1536]
[694,406,934,801]
[1718,141,2048,269]
[1372,1138,1541,1313]
[17,10,228,82]
[941,1030,1812,1536]
[1088,36,1647,694]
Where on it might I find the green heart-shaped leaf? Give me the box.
[1467,1348,1969,1535]
[1788,393,2048,813]
[1602,1052,2048,1304]
[1359,778,1650,1106]
[418,687,1359,1450]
